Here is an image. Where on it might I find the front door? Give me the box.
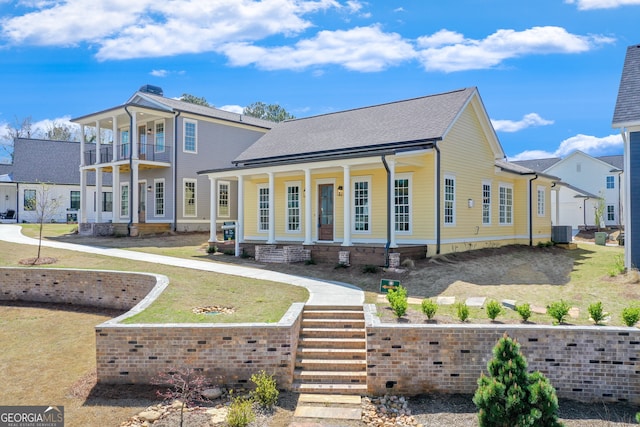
[138,125,147,159]
[318,184,334,241]
[138,183,146,223]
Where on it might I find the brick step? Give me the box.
[300,327,366,339]
[294,369,367,384]
[303,310,365,320]
[304,305,364,311]
[297,348,366,359]
[298,337,366,349]
[296,358,367,371]
[292,382,367,395]
[301,318,365,328]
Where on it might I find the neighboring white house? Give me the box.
[0,138,113,224]
[513,150,624,232]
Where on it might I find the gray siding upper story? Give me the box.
[512,155,623,173]
[613,44,640,127]
[0,138,112,186]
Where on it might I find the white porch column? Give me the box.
[209,177,218,243]
[96,167,103,223]
[267,172,276,244]
[112,166,120,223]
[132,163,139,224]
[342,165,352,247]
[80,125,86,166]
[132,113,138,160]
[112,116,118,161]
[95,120,101,164]
[303,168,312,245]
[389,158,397,248]
[238,175,245,243]
[79,169,87,223]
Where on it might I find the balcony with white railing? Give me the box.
[84,143,172,166]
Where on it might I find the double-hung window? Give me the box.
[155,122,165,153]
[444,175,455,225]
[258,185,269,232]
[537,186,545,217]
[120,128,130,159]
[70,191,80,210]
[607,205,615,221]
[286,182,301,232]
[120,184,129,217]
[218,181,230,218]
[499,184,513,225]
[353,178,370,232]
[606,176,615,189]
[394,176,411,232]
[183,120,197,153]
[183,180,196,217]
[155,180,165,216]
[24,189,36,211]
[102,192,112,212]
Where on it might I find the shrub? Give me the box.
[608,254,625,277]
[485,300,503,321]
[516,303,532,322]
[621,305,640,327]
[387,285,408,318]
[456,302,469,322]
[547,300,571,325]
[361,264,379,274]
[250,370,279,409]
[588,301,607,325]
[421,299,438,320]
[304,258,316,265]
[334,262,349,269]
[473,334,563,427]
[226,396,255,427]
[206,245,217,254]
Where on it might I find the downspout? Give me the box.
[381,155,391,268]
[528,174,538,246]
[173,111,181,232]
[124,106,133,236]
[435,142,441,254]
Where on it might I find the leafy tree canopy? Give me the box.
[243,102,295,123]
[180,93,211,107]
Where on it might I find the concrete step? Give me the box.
[303,309,365,320]
[294,369,367,384]
[304,305,364,311]
[301,318,365,328]
[298,393,362,405]
[296,358,366,371]
[297,347,366,359]
[292,382,367,395]
[293,405,362,420]
[298,337,366,349]
[300,327,366,339]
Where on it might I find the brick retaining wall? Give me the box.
[365,305,640,404]
[0,268,160,310]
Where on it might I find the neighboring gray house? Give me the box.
[513,151,624,232]
[71,86,273,236]
[613,43,640,269]
[0,138,112,223]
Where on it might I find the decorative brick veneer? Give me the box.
[255,245,311,263]
[95,304,304,389]
[364,305,640,404]
[0,268,160,310]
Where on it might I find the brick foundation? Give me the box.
[255,245,311,263]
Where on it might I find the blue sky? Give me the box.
[0,0,637,164]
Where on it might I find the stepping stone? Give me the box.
[502,299,517,310]
[436,296,455,305]
[531,305,547,314]
[294,405,361,420]
[466,296,486,307]
[298,394,361,405]
[569,307,580,319]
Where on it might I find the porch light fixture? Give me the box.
[468,198,474,208]
[147,185,152,192]
[147,128,152,134]
[4,195,8,201]
[337,186,343,196]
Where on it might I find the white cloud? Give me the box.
[416,26,614,72]
[221,25,415,72]
[565,0,640,10]
[492,113,554,133]
[219,105,245,114]
[510,133,623,160]
[150,69,168,77]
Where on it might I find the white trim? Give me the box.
[444,174,456,226]
[154,178,165,217]
[183,178,197,218]
[183,119,198,153]
[155,120,166,153]
[257,183,269,233]
[482,180,492,226]
[217,180,231,218]
[120,182,129,218]
[394,173,412,234]
[351,175,371,234]
[315,178,336,241]
[498,182,514,225]
[285,180,302,234]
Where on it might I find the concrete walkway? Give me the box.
[0,225,364,306]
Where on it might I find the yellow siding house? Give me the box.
[199,88,556,265]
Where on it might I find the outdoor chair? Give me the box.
[0,209,15,219]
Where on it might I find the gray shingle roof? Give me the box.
[613,44,640,126]
[510,157,561,172]
[597,154,624,170]
[233,87,478,165]
[495,159,560,180]
[138,93,275,129]
[0,138,111,186]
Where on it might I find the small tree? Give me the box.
[473,334,563,427]
[31,183,62,264]
[594,191,606,231]
[485,300,503,321]
[386,285,408,318]
[153,367,212,427]
[180,93,211,107]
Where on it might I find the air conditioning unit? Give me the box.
[551,226,572,244]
